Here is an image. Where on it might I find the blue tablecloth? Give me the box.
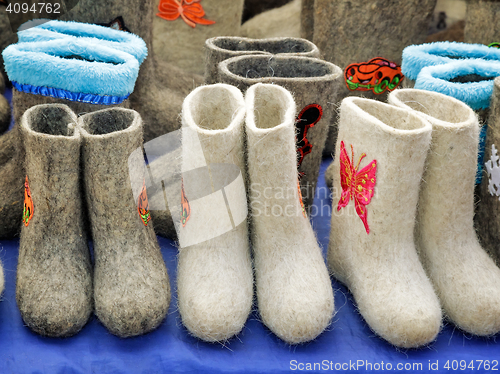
[0,87,499,373]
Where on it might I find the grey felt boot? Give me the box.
[205,36,320,84]
[78,108,171,337]
[153,0,244,76]
[465,0,500,45]
[62,0,204,142]
[219,55,342,211]
[0,93,10,135]
[0,38,137,239]
[16,104,92,338]
[246,83,334,344]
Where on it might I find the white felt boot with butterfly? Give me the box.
[175,84,253,342]
[389,88,500,336]
[246,83,334,344]
[328,97,442,348]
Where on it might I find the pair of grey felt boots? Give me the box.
[17,104,170,338]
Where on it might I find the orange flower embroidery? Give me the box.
[23,175,34,227]
[157,0,215,28]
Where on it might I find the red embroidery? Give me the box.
[345,57,403,95]
[23,176,34,227]
[137,180,151,226]
[157,0,215,28]
[181,179,191,226]
[337,141,377,234]
[296,104,323,178]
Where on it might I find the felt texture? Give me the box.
[465,0,500,45]
[176,84,253,342]
[205,36,320,85]
[388,88,500,336]
[401,42,500,82]
[477,77,500,261]
[0,73,4,94]
[414,59,500,110]
[246,83,334,344]
[18,20,148,64]
[78,108,171,338]
[153,0,244,76]
[17,104,92,337]
[61,0,204,143]
[328,97,441,348]
[219,55,342,212]
[242,0,292,22]
[426,20,465,43]
[239,0,301,40]
[0,9,16,81]
[2,39,140,97]
[0,94,10,135]
[300,0,314,41]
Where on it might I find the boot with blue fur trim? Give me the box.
[0,37,139,238]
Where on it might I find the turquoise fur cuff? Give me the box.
[402,42,500,81]
[3,38,140,100]
[18,20,147,65]
[414,59,500,110]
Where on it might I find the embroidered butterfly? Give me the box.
[296,104,323,178]
[157,0,215,28]
[337,141,377,234]
[181,178,191,226]
[137,180,151,226]
[23,175,34,227]
[345,57,403,95]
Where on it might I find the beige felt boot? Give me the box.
[328,97,442,348]
[246,83,334,344]
[389,88,500,336]
[175,84,253,342]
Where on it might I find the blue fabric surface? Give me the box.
[1,88,500,373]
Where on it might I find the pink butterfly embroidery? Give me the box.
[337,141,377,234]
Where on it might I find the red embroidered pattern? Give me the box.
[337,141,377,234]
[23,176,34,227]
[181,179,191,226]
[137,180,151,226]
[157,0,215,28]
[345,57,403,95]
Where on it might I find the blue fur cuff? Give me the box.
[3,39,140,99]
[414,59,500,110]
[18,20,147,65]
[402,42,500,81]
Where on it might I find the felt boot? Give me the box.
[61,0,204,142]
[242,0,292,23]
[16,104,92,338]
[0,93,10,135]
[219,55,342,211]
[328,97,441,348]
[78,107,170,338]
[239,0,301,40]
[153,0,244,76]
[246,83,334,344]
[205,36,320,85]
[175,84,253,342]
[300,0,314,41]
[389,88,500,336]
[477,77,500,261]
[465,0,500,45]
[0,38,139,238]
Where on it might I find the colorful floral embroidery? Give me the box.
[337,141,377,234]
[345,57,403,95]
[157,0,215,28]
[181,179,191,226]
[23,176,34,227]
[296,104,323,178]
[488,42,500,49]
[137,180,151,226]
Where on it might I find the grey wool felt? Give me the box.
[239,0,301,40]
[153,0,244,76]
[464,0,500,45]
[176,84,253,342]
[246,83,334,344]
[62,0,203,143]
[328,97,442,348]
[204,36,320,85]
[17,104,92,337]
[389,88,500,336]
[0,93,10,135]
[219,55,342,212]
[78,108,171,337]
[477,77,500,261]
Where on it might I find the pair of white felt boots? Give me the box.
[175,83,334,344]
[327,88,500,348]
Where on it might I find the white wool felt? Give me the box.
[176,84,253,342]
[388,88,500,336]
[246,83,334,344]
[328,97,442,348]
